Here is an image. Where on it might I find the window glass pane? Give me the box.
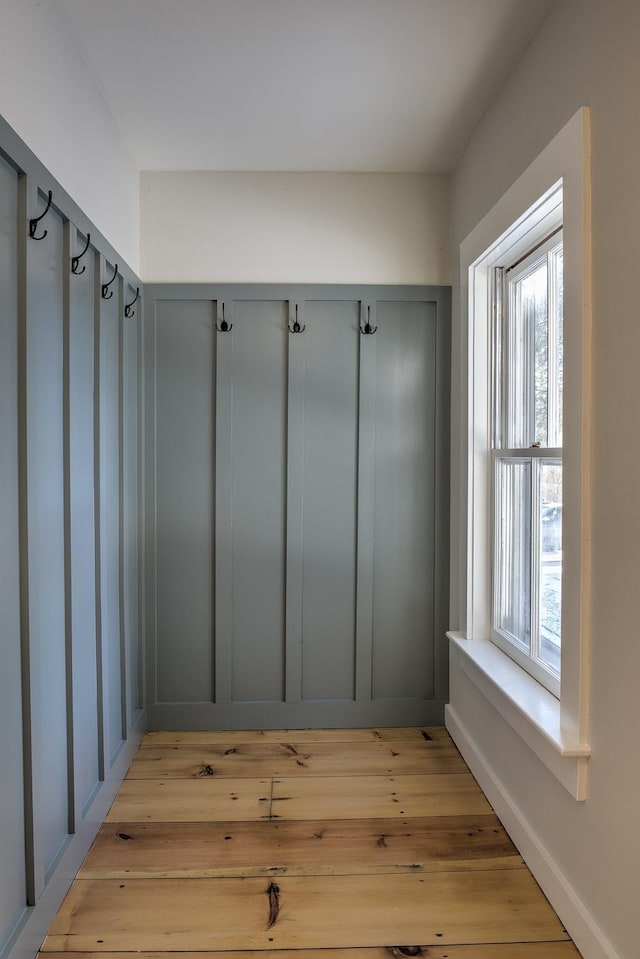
[495,458,531,651]
[508,259,548,448]
[550,247,564,447]
[537,461,562,674]
[530,262,549,447]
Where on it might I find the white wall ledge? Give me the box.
[448,632,590,800]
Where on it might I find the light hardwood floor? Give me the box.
[41,727,582,958]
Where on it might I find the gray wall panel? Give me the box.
[155,300,215,703]
[0,157,27,951]
[229,301,287,703]
[371,301,437,700]
[123,300,140,726]
[67,230,100,818]
[99,279,124,763]
[354,301,376,705]
[283,302,304,702]
[25,199,68,887]
[146,284,449,728]
[301,301,359,701]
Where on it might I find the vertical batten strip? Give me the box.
[122,293,141,729]
[62,220,77,833]
[144,299,158,711]
[209,300,217,704]
[354,300,377,704]
[214,300,233,704]
[137,299,145,711]
[434,292,452,702]
[94,252,106,782]
[99,256,124,766]
[285,300,305,703]
[118,276,128,740]
[122,293,132,727]
[17,173,38,905]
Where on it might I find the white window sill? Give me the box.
[447,631,590,800]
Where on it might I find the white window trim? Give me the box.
[449,108,592,800]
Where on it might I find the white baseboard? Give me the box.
[445,704,621,959]
[4,710,146,959]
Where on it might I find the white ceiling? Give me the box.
[52,0,555,173]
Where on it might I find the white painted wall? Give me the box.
[449,2,640,958]
[0,0,139,271]
[140,172,450,285]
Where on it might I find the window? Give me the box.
[492,233,564,695]
[447,109,591,800]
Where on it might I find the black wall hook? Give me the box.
[71,233,91,275]
[289,304,306,334]
[360,305,377,335]
[101,263,118,300]
[216,303,232,332]
[29,190,53,241]
[124,287,139,318]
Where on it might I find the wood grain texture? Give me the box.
[42,949,581,959]
[127,741,466,779]
[271,773,492,820]
[141,727,449,746]
[106,779,271,822]
[79,815,523,878]
[40,726,583,958]
[43,872,568,951]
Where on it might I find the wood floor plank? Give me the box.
[271,773,492,820]
[42,727,583,958]
[79,815,523,878]
[141,727,450,746]
[42,872,568,951]
[42,947,581,959]
[106,779,271,822]
[127,741,465,780]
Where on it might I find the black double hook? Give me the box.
[101,263,118,300]
[360,305,377,335]
[289,304,305,334]
[216,303,232,332]
[124,287,139,318]
[71,233,91,275]
[29,190,53,241]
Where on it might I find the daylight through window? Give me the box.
[492,233,563,695]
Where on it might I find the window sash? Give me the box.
[496,234,563,453]
[491,235,564,698]
[491,451,562,696]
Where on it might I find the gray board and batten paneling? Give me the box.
[0,113,144,959]
[145,284,451,730]
[22,179,69,896]
[0,152,27,959]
